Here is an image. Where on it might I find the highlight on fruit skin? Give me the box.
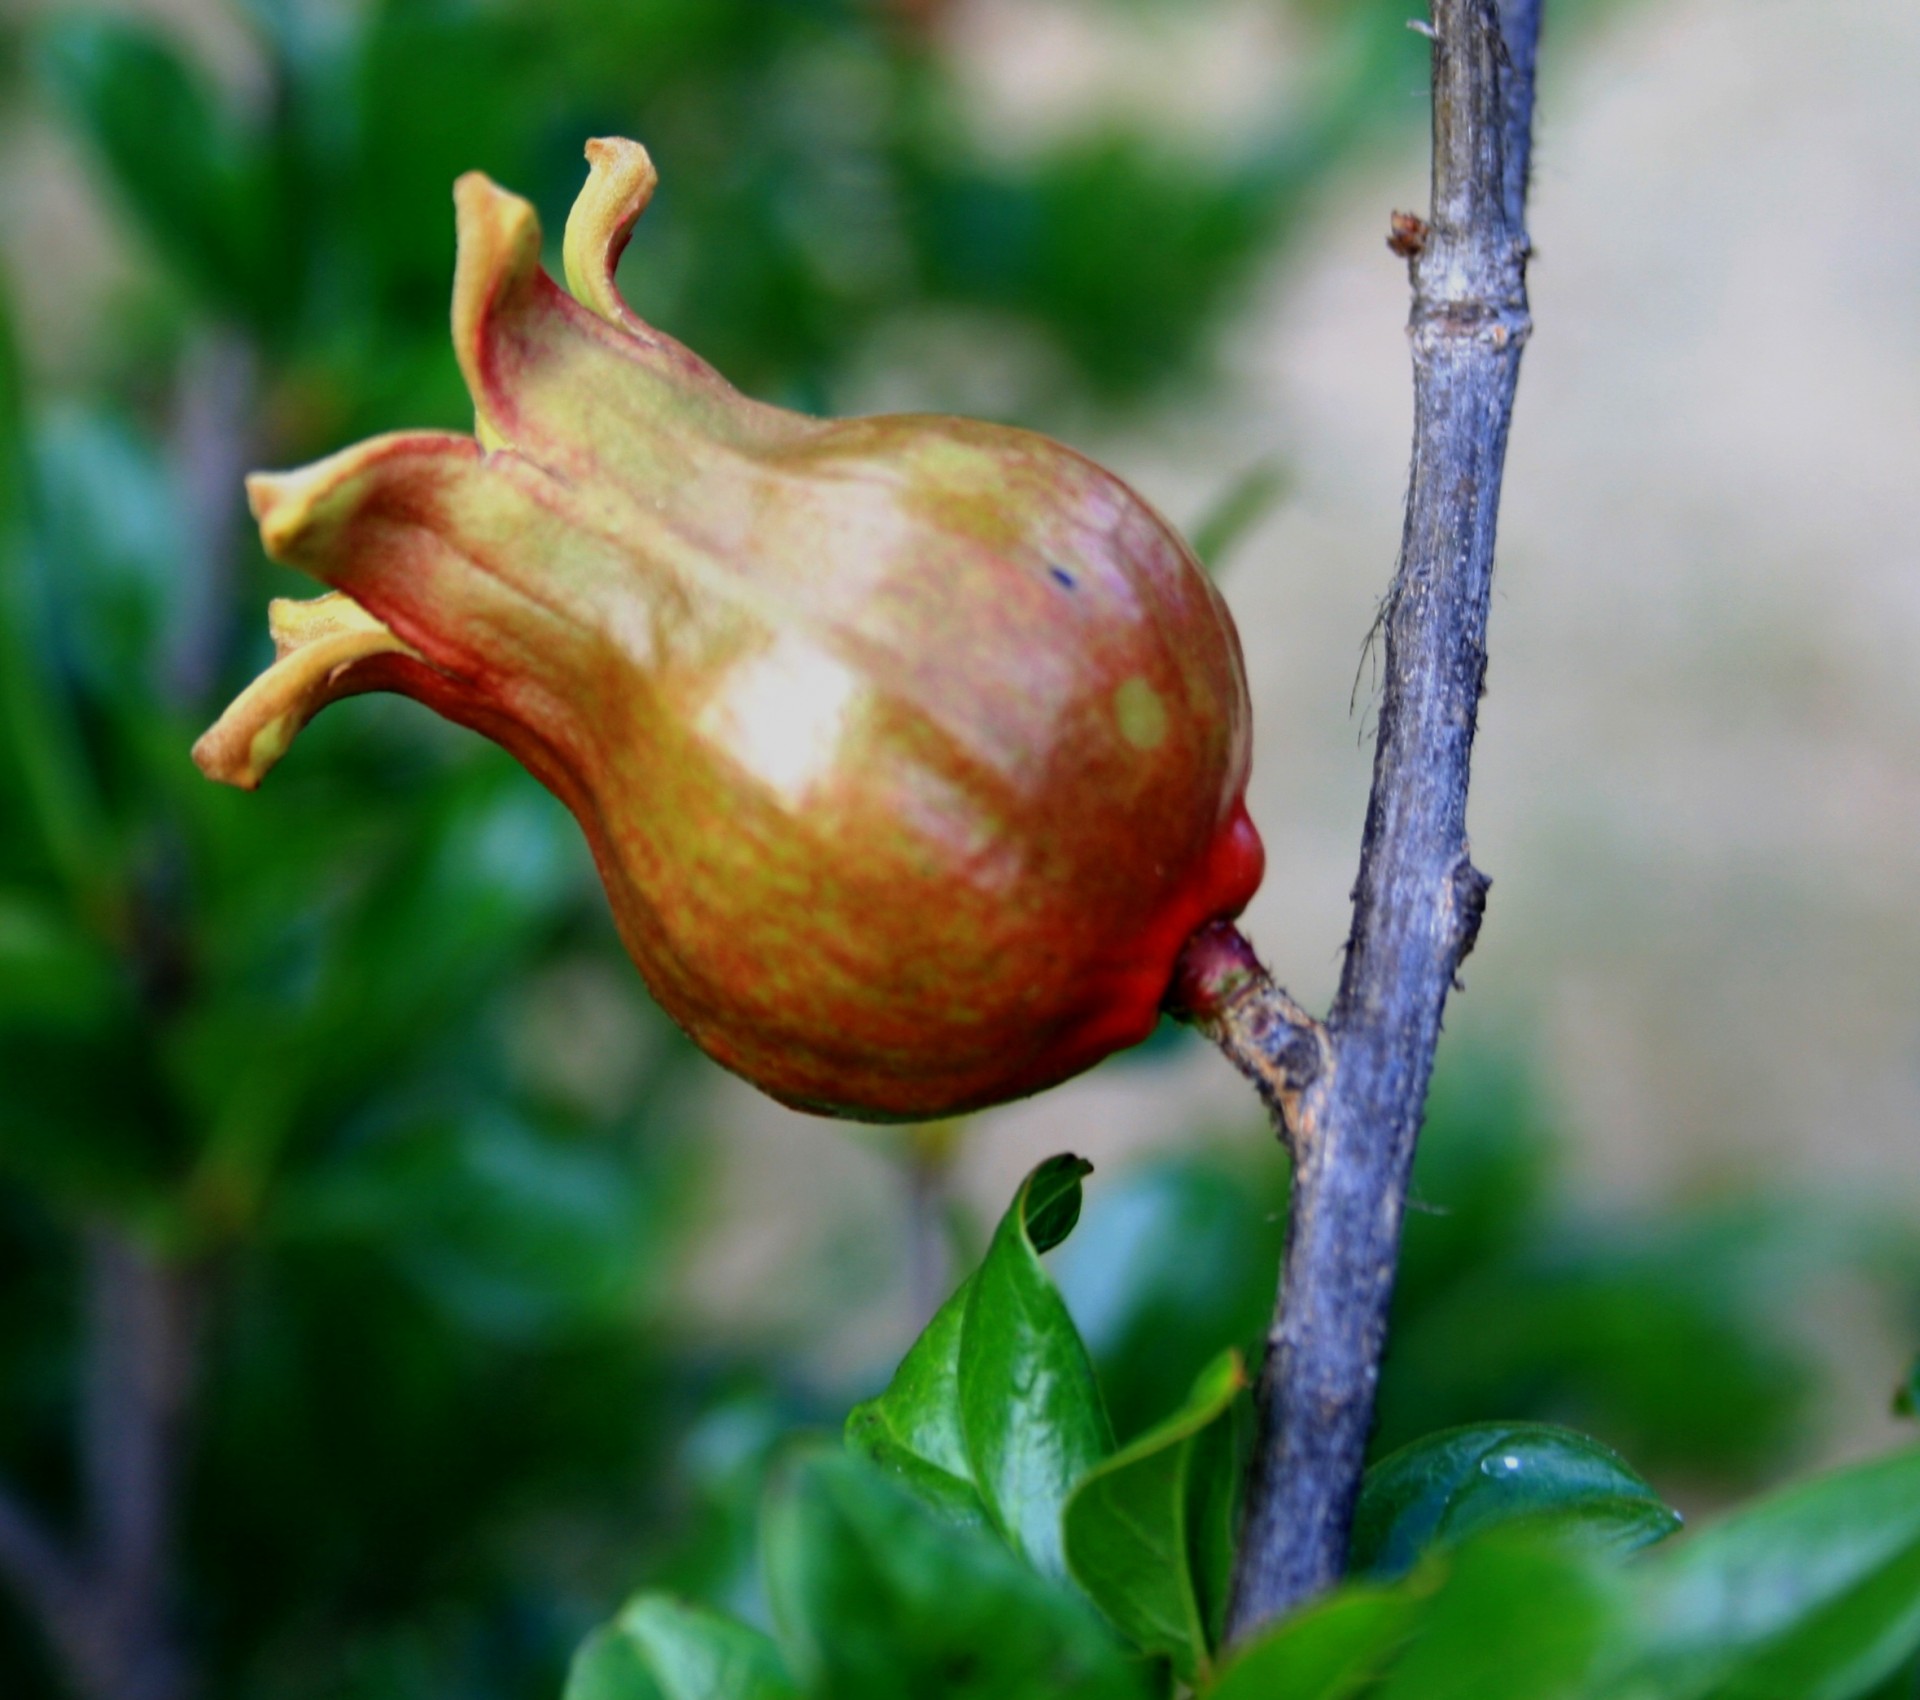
[195,137,1265,1121]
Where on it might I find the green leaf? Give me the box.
[1189,1373,1250,1651]
[845,1274,980,1517]
[37,15,281,324]
[564,1594,796,1700]
[846,1154,1111,1545]
[763,1449,1150,1700]
[1372,1534,1618,1700]
[1063,1348,1246,1681]
[1602,1446,1920,1700]
[1204,1585,1421,1700]
[849,1436,992,1530]
[1206,1533,1618,1700]
[959,1154,1114,1578]
[1353,1424,1682,1579]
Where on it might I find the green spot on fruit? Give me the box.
[1114,678,1168,751]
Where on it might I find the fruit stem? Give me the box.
[1165,924,1327,1153]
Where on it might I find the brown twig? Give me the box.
[1173,0,1541,1640]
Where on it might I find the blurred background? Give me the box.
[0,1,1915,1698]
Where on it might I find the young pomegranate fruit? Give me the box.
[195,139,1263,1120]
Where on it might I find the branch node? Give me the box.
[1387,211,1430,259]
[1450,854,1492,965]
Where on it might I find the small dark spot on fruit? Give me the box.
[1048,564,1077,589]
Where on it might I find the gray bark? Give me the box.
[1185,0,1543,1641]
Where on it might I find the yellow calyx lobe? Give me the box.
[562,137,659,334]
[193,592,416,789]
[198,138,1266,1122]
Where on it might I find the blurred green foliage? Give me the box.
[29,0,1439,430]
[2,2,1912,1699]
[1054,1045,1918,1481]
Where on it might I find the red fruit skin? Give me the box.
[196,141,1265,1122]
[558,413,1265,1120]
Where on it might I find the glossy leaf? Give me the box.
[1600,1446,1920,1700]
[762,1449,1150,1700]
[959,1154,1114,1578]
[1063,1347,1246,1681]
[1372,1534,1618,1700]
[849,1436,992,1531]
[1206,1533,1619,1700]
[1352,1423,1682,1579]
[1204,1586,1421,1700]
[843,1153,1097,1527]
[845,1274,979,1516]
[848,1155,1121,1546]
[565,1594,795,1700]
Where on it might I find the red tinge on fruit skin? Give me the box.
[195,137,1266,1121]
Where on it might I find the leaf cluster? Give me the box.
[572,1154,1920,1700]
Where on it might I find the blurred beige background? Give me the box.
[6,0,1916,1422]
